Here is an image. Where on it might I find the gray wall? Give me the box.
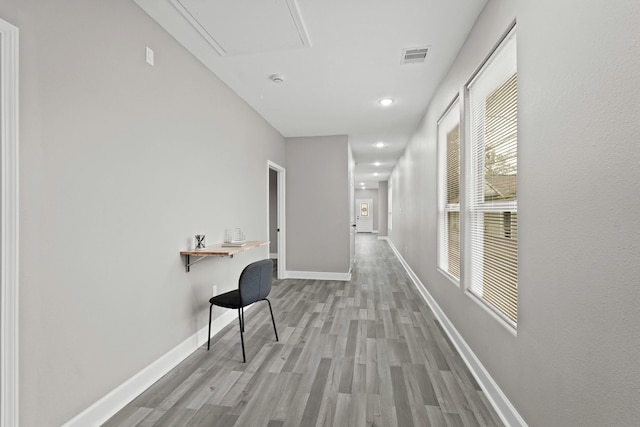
[286,135,351,274]
[354,188,379,231]
[388,0,640,425]
[1,0,286,425]
[377,181,388,236]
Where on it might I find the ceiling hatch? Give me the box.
[401,47,429,64]
[171,0,311,56]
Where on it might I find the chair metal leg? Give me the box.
[207,303,213,350]
[265,298,279,342]
[241,307,245,332]
[238,308,246,363]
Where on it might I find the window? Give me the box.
[466,27,518,326]
[388,186,393,232]
[360,202,369,217]
[437,98,461,282]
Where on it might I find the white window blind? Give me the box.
[437,99,461,281]
[467,28,518,325]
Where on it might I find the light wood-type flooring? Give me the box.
[104,234,503,427]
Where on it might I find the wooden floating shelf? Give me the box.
[180,241,269,272]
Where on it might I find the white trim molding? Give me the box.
[385,239,527,427]
[285,270,351,281]
[0,18,20,427]
[62,306,254,426]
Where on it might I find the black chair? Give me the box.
[207,259,278,362]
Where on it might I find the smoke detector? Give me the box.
[270,74,285,84]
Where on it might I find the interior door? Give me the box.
[268,168,278,275]
[349,172,356,270]
[268,161,286,279]
[356,198,373,232]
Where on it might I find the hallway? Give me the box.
[104,234,502,426]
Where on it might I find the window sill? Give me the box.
[437,267,461,288]
[465,290,518,337]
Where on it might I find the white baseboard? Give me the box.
[385,239,527,427]
[285,270,351,281]
[64,240,524,427]
[377,236,389,241]
[62,307,249,426]
[269,252,278,259]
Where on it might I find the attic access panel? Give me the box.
[174,0,311,55]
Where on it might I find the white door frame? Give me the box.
[349,171,355,271]
[267,161,286,279]
[0,17,20,427]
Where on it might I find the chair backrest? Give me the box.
[238,259,273,306]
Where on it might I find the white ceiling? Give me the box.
[133,0,487,189]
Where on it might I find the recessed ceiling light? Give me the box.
[379,98,394,106]
[374,173,379,177]
[374,162,381,166]
[360,182,365,186]
[375,142,384,148]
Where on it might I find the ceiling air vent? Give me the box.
[401,47,429,64]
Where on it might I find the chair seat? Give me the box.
[210,289,242,309]
[207,259,277,362]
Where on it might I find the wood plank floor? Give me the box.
[104,234,503,427]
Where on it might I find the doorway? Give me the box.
[268,161,286,279]
[356,198,373,232]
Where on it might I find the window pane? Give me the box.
[360,202,369,217]
[447,211,460,279]
[481,212,518,323]
[484,73,517,202]
[447,124,460,204]
[438,99,460,282]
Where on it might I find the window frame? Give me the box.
[463,23,518,330]
[437,96,462,285]
[388,185,392,232]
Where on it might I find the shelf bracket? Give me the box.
[184,254,207,272]
[183,253,234,272]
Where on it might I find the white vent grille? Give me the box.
[402,47,429,64]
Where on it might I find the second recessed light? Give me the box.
[379,98,394,106]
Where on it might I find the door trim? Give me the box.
[268,161,286,279]
[0,18,20,427]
